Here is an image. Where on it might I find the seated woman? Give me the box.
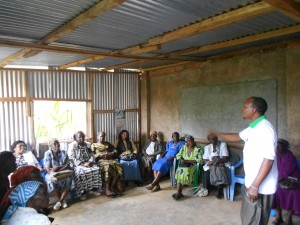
[91,131,123,197]
[0,151,16,203]
[172,135,203,200]
[140,131,164,182]
[68,131,102,200]
[272,139,300,225]
[114,130,142,186]
[1,181,51,225]
[44,139,72,210]
[10,141,42,171]
[0,166,47,222]
[203,133,229,199]
[146,132,184,192]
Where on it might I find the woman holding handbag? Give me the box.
[272,139,300,225]
[114,130,142,186]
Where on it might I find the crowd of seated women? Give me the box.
[1,130,300,224]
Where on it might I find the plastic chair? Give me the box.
[39,158,46,180]
[229,159,245,201]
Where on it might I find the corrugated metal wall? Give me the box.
[93,71,140,144]
[0,70,31,151]
[28,70,89,99]
[0,69,140,152]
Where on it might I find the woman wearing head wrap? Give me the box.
[0,166,45,221]
[68,131,102,200]
[91,131,123,197]
[140,131,164,182]
[146,132,184,192]
[1,181,50,225]
[172,135,203,200]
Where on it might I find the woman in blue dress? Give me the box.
[145,132,184,192]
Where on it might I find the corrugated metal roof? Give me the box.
[0,0,99,39]
[10,51,90,66]
[0,0,299,70]
[59,0,260,49]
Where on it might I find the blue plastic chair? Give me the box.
[229,159,245,201]
[39,158,46,180]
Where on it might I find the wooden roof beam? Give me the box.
[59,2,274,70]
[264,0,300,22]
[148,2,274,45]
[0,38,199,63]
[107,24,300,71]
[0,0,126,67]
[58,43,161,69]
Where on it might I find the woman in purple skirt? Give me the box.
[272,139,300,225]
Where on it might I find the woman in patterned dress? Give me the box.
[10,141,42,171]
[91,131,123,197]
[172,135,203,200]
[68,131,102,200]
[44,139,72,210]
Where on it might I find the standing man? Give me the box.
[215,96,278,225]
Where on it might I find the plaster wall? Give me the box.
[141,47,300,158]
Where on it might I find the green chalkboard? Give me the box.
[181,79,277,139]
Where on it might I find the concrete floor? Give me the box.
[49,180,300,225]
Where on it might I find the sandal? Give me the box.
[172,193,184,200]
[272,217,284,225]
[106,193,116,198]
[151,185,160,192]
[145,183,154,190]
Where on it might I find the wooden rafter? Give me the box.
[148,2,273,45]
[0,38,199,63]
[102,24,300,71]
[58,44,161,69]
[264,0,300,21]
[0,0,126,67]
[58,2,274,69]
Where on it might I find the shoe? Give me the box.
[145,183,154,190]
[272,217,284,225]
[134,181,143,187]
[172,193,184,200]
[62,200,68,209]
[216,192,223,199]
[80,194,87,200]
[197,188,208,197]
[53,201,61,210]
[151,185,160,192]
[106,193,116,198]
[89,190,101,196]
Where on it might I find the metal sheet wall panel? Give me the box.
[28,70,89,99]
[0,70,26,98]
[93,71,140,144]
[93,112,139,146]
[0,101,31,151]
[93,72,115,110]
[114,72,139,110]
[125,111,139,145]
[93,113,115,143]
